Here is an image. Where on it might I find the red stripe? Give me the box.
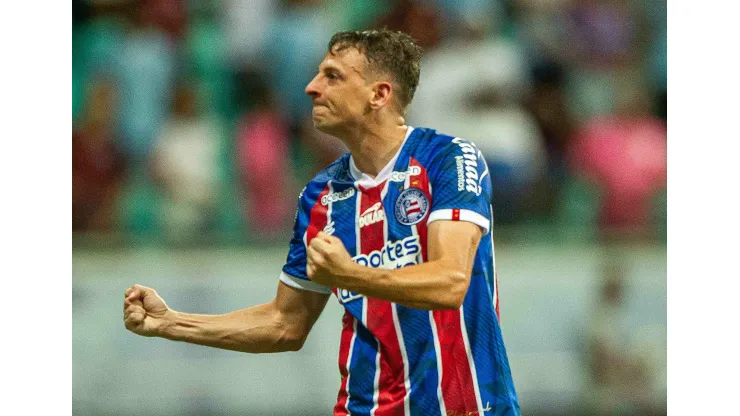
[306,185,331,244]
[433,309,480,414]
[334,311,355,415]
[410,158,478,414]
[408,158,430,261]
[452,208,461,221]
[360,184,406,416]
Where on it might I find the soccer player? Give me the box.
[123,29,520,415]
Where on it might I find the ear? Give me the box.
[369,81,393,110]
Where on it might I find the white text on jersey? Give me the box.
[358,202,385,228]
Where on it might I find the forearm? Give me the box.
[160,302,303,353]
[338,261,469,310]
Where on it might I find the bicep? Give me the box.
[427,220,483,276]
[274,281,331,335]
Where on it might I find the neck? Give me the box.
[340,118,408,178]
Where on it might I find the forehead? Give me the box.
[319,47,368,74]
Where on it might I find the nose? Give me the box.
[305,74,321,99]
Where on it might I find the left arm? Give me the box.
[307,220,483,310]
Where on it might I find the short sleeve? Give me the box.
[426,138,493,233]
[280,186,333,295]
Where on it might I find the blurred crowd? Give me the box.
[72,0,667,244]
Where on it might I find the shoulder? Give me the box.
[297,153,352,206]
[408,127,483,165]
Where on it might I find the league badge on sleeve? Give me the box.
[394,188,429,225]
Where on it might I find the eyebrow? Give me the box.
[320,60,367,81]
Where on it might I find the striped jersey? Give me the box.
[280,127,520,416]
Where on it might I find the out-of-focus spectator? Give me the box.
[136,0,188,40]
[268,0,337,125]
[510,0,570,63]
[330,0,390,32]
[373,0,444,50]
[235,77,295,238]
[150,81,224,241]
[561,0,649,121]
[582,258,660,415]
[297,116,349,177]
[567,80,666,238]
[224,0,278,65]
[73,3,128,121]
[73,77,127,232]
[523,60,576,218]
[409,22,546,224]
[184,7,232,119]
[115,4,176,162]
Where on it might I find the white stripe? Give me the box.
[427,208,490,233]
[355,185,362,256]
[344,317,358,415]
[370,341,381,415]
[459,307,485,414]
[369,186,386,416]
[384,195,411,416]
[326,180,334,234]
[490,205,497,311]
[428,310,447,416]
[409,176,447,415]
[391,305,411,416]
[355,187,382,416]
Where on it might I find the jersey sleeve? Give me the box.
[280,185,333,295]
[426,137,493,233]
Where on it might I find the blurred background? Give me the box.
[72,0,666,415]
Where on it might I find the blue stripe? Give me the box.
[385,176,442,416]
[332,182,377,415]
[397,306,442,416]
[463,238,520,413]
[282,181,330,280]
[346,313,379,416]
[328,182,358,256]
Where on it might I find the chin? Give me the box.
[313,119,339,135]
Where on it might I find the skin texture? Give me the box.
[123,45,485,352]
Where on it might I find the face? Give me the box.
[305,48,377,135]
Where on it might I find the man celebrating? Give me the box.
[124,29,520,415]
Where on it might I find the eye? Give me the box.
[326,72,338,80]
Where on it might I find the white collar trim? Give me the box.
[349,126,414,188]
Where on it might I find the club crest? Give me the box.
[394,188,429,225]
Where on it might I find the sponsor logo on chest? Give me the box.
[337,236,422,305]
[390,165,421,182]
[359,202,385,228]
[321,187,355,206]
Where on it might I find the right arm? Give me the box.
[123,281,330,353]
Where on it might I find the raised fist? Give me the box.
[123,284,171,337]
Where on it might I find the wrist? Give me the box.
[339,262,377,293]
[155,309,178,339]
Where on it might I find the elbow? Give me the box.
[438,270,469,310]
[280,327,309,352]
[283,338,306,352]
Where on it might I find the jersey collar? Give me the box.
[349,126,414,189]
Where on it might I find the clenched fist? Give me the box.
[123,284,172,337]
[306,231,357,287]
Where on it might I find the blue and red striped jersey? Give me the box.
[280,127,520,416]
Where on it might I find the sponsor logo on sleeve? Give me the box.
[452,138,482,195]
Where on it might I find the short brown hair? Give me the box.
[328,29,422,115]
